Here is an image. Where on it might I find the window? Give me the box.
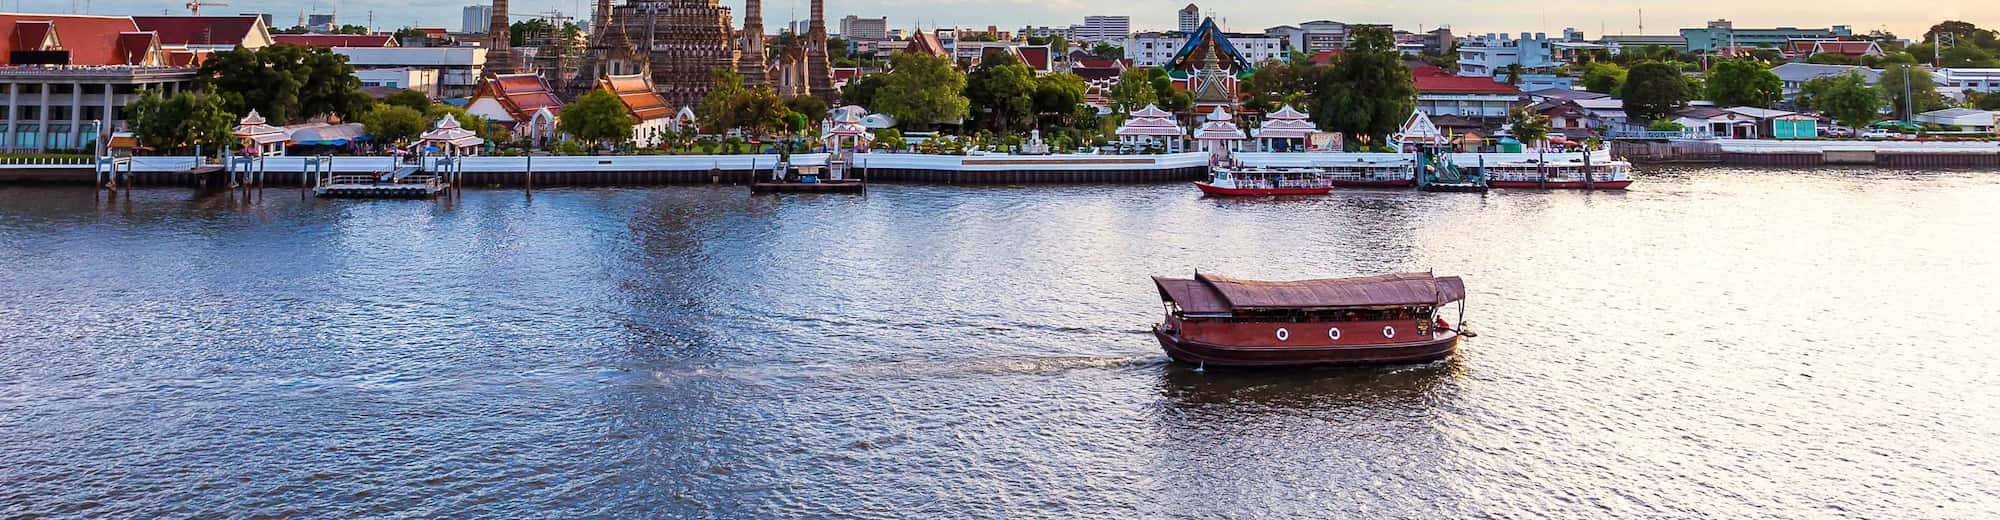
[48,106,68,120]
[18,106,38,120]
[51,84,73,94]
[82,106,102,120]
[19,84,40,94]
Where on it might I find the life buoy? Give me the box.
[1328,327,1341,340]
[1382,326,1396,338]
[1275,328,1290,341]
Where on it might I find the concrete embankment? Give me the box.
[1615,140,2000,168]
[1,152,1212,186]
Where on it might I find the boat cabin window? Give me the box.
[1180,306,1434,323]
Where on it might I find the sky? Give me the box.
[10,0,1995,40]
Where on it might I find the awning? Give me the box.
[1155,272,1466,312]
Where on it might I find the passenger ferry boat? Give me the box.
[1195,166,1334,196]
[1150,272,1470,367]
[1477,149,1633,189]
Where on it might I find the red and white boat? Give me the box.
[1151,272,1470,367]
[1194,167,1334,196]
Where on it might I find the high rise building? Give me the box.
[1177,4,1200,33]
[839,15,888,41]
[1076,15,1129,43]
[462,5,491,33]
[306,13,335,33]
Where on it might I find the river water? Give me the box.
[2,167,1998,518]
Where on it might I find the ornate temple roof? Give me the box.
[1252,105,1315,139]
[232,109,290,144]
[1194,106,1246,140]
[598,73,674,121]
[474,73,563,122]
[1116,104,1187,137]
[419,115,484,148]
[1166,17,1251,72]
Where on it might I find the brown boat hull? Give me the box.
[1154,327,1458,367]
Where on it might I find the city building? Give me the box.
[1914,107,1997,132]
[1680,19,1851,53]
[1412,65,1519,123]
[334,46,488,97]
[1456,32,1564,77]
[1600,34,1686,54]
[355,68,440,97]
[0,13,201,152]
[306,13,336,33]
[274,33,398,47]
[132,15,274,51]
[1075,16,1129,43]
[461,5,491,34]
[1177,4,1200,33]
[1018,25,1074,40]
[840,15,888,41]
[1936,68,2000,99]
[1770,62,1878,101]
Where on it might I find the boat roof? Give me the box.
[1154,272,1465,314]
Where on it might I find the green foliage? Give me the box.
[1979,92,2000,111]
[1242,60,1312,113]
[1506,106,1551,144]
[383,89,431,111]
[559,90,636,148]
[198,44,370,124]
[392,27,429,40]
[1647,120,1685,131]
[783,95,829,123]
[840,74,887,107]
[732,87,789,137]
[964,53,1038,133]
[1032,73,1088,129]
[1089,43,1123,59]
[1619,61,1692,122]
[1881,64,1949,118]
[1146,67,1193,113]
[360,105,426,146]
[549,140,586,155]
[1308,26,1416,143]
[510,19,551,48]
[1582,62,1626,94]
[872,52,969,130]
[1703,59,1783,108]
[1107,67,1157,112]
[125,89,236,153]
[1502,64,1523,86]
[1800,72,1883,129]
[423,105,499,141]
[697,69,746,134]
[1806,53,1859,65]
[333,24,369,35]
[1926,20,1999,50]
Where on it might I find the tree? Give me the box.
[383,89,431,111]
[333,24,369,35]
[1106,67,1157,112]
[873,128,905,150]
[559,90,636,149]
[1032,72,1087,127]
[1147,67,1193,113]
[697,69,746,134]
[510,19,551,48]
[1089,43,1123,59]
[963,53,1037,132]
[1806,53,1859,65]
[424,104,500,141]
[1937,46,1999,68]
[1926,20,1998,50]
[392,27,428,40]
[1978,93,2000,111]
[872,52,968,130]
[1582,62,1626,94]
[1619,61,1692,122]
[840,74,887,108]
[197,44,369,123]
[1704,59,1783,107]
[783,95,829,123]
[1506,106,1551,146]
[1242,60,1310,113]
[1308,26,1415,144]
[732,87,788,137]
[361,105,426,146]
[1880,64,1948,119]
[1502,64,1523,86]
[1800,72,1883,129]
[125,89,235,154]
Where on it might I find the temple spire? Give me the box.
[739,0,768,87]
[804,0,836,101]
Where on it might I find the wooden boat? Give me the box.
[1195,167,1333,196]
[1150,272,1469,367]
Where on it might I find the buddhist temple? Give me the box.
[1251,105,1315,152]
[485,0,518,73]
[607,0,739,108]
[231,110,289,156]
[467,73,564,146]
[569,0,649,95]
[773,42,811,98]
[904,26,947,57]
[1114,104,1187,153]
[598,73,677,148]
[417,115,485,156]
[1193,105,1246,157]
[736,0,767,88]
[1166,17,1252,117]
[802,0,836,101]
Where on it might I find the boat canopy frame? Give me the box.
[1154,272,1466,316]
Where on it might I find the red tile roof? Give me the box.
[598,73,672,120]
[0,14,150,66]
[832,67,862,82]
[1306,49,1342,66]
[1813,40,1879,57]
[475,73,563,121]
[273,33,397,47]
[115,32,158,65]
[1017,46,1051,71]
[131,15,260,47]
[1412,65,1520,95]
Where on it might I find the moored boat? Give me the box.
[1150,272,1470,367]
[1194,167,1333,196]
[1479,150,1633,190]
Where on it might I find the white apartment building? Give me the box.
[1178,4,1200,33]
[1076,16,1129,43]
[356,68,443,98]
[461,5,490,34]
[1937,68,2000,99]
[840,16,889,41]
[335,46,488,97]
[1457,32,1565,78]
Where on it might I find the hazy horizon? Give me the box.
[6,0,1990,40]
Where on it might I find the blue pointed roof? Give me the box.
[1167,17,1251,72]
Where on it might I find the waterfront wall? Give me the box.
[1618,139,2000,167]
[9,152,1212,186]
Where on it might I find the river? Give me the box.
[2,167,1997,518]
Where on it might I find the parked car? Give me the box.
[1825,126,1855,138]
[1861,128,1895,139]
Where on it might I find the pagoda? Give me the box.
[1165,17,1251,118]
[736,0,768,87]
[802,0,836,101]
[610,0,740,108]
[568,0,650,96]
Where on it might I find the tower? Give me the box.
[738,0,768,87]
[803,0,835,101]
[487,0,515,73]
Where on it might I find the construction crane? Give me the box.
[185,0,228,16]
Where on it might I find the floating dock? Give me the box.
[313,168,447,199]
